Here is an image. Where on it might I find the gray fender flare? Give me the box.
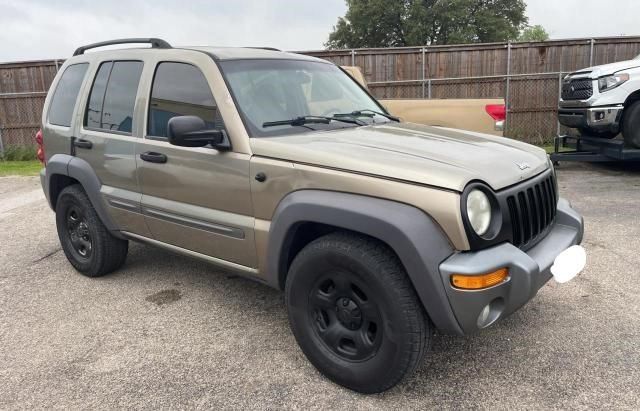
[45,154,123,237]
[266,190,463,335]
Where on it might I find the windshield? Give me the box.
[219,59,388,137]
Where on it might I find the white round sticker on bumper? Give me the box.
[551,245,587,284]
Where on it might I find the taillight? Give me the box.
[35,129,45,165]
[485,104,506,132]
[485,104,506,121]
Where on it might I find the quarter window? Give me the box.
[48,63,89,127]
[84,61,143,133]
[148,62,221,138]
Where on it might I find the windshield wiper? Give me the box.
[334,109,400,122]
[263,115,365,128]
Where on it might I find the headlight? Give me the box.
[598,73,629,92]
[466,189,492,236]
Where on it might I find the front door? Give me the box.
[136,60,256,268]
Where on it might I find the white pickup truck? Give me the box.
[558,55,640,147]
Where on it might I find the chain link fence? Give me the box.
[0,92,47,150]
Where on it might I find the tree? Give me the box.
[326,0,528,49]
[518,25,550,42]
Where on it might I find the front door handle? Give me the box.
[140,151,168,164]
[73,139,93,149]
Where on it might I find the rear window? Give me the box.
[84,61,143,134]
[48,63,89,127]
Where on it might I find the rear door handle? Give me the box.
[140,151,168,164]
[73,139,93,149]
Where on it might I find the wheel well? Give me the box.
[49,174,80,210]
[277,222,399,290]
[624,90,640,109]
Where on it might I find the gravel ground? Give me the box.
[1,162,639,409]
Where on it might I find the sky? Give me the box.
[0,0,639,62]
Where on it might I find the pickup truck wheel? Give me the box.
[55,185,128,277]
[285,232,430,393]
[622,101,640,148]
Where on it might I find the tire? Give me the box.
[578,127,617,139]
[55,184,128,277]
[285,232,430,393]
[622,101,640,148]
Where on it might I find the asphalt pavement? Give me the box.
[0,162,639,409]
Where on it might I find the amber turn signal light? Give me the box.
[451,268,509,290]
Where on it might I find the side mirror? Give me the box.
[167,115,228,149]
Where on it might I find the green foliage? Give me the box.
[326,0,528,48]
[0,145,38,162]
[518,25,550,42]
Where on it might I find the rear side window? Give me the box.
[148,62,221,138]
[48,63,89,127]
[84,61,143,134]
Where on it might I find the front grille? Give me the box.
[562,78,593,100]
[506,174,558,248]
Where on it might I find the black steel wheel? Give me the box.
[309,271,383,362]
[56,184,128,277]
[64,204,93,261]
[286,232,431,393]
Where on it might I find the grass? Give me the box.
[0,160,42,177]
[0,145,38,161]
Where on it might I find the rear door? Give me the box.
[136,58,256,268]
[74,59,150,236]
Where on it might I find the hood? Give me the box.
[250,123,549,192]
[570,58,640,79]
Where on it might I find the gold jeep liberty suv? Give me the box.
[38,38,584,393]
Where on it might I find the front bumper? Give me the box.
[438,198,584,334]
[558,105,623,133]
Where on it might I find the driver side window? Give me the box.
[147,62,223,139]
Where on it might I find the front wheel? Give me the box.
[622,101,640,148]
[285,232,431,393]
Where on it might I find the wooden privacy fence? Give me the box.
[1,36,640,149]
[302,36,640,144]
[0,60,61,149]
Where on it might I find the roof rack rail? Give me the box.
[73,38,172,56]
[245,47,281,52]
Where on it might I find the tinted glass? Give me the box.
[84,61,143,133]
[85,62,112,130]
[148,62,220,138]
[48,63,88,127]
[219,59,384,137]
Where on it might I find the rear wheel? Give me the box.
[622,101,640,148]
[285,232,430,393]
[56,185,128,277]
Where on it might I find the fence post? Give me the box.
[428,79,432,99]
[350,49,355,67]
[0,126,4,155]
[557,72,563,136]
[54,59,60,72]
[421,47,426,98]
[505,41,512,130]
[589,39,595,66]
